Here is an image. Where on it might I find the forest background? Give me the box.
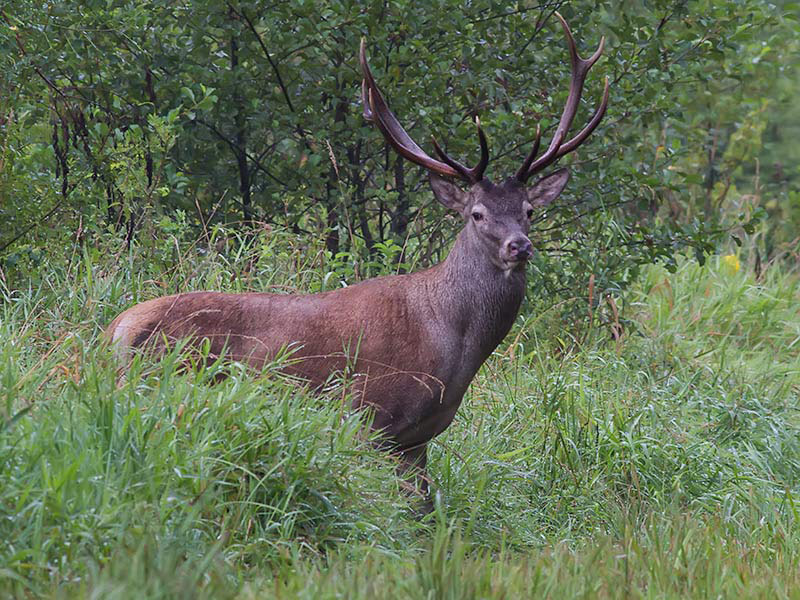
[2,1,800,597]
[3,0,799,296]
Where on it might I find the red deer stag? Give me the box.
[106,13,608,509]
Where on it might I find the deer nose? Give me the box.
[506,236,533,260]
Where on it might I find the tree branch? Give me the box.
[194,118,288,187]
[226,1,295,113]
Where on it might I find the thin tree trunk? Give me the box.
[391,157,409,270]
[230,28,252,226]
[324,78,348,254]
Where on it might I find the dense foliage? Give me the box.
[2,1,798,308]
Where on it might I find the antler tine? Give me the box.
[515,123,541,181]
[517,13,608,182]
[555,76,609,158]
[474,117,489,181]
[430,117,489,184]
[360,38,489,184]
[361,78,374,122]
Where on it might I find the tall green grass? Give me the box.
[1,232,798,598]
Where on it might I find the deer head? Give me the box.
[360,12,609,273]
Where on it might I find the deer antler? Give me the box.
[360,38,489,185]
[515,13,609,183]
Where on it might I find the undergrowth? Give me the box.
[1,229,798,598]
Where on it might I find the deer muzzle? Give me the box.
[503,235,533,264]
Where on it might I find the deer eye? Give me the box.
[471,211,484,222]
[526,208,534,219]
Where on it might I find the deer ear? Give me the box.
[430,174,468,213]
[527,167,570,207]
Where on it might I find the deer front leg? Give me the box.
[397,443,433,515]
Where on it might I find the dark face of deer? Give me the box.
[430,168,570,273]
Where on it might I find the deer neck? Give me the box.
[434,227,527,358]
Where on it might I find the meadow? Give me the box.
[1,230,799,598]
